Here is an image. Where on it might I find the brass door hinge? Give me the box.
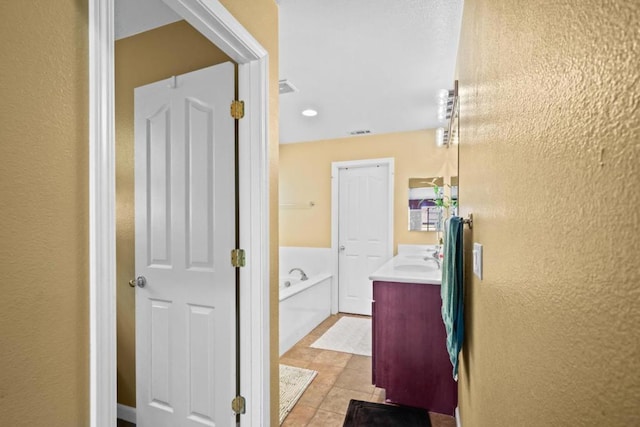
[231,395,246,415]
[231,249,246,268]
[230,100,245,119]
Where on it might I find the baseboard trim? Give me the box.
[117,404,136,424]
[455,406,462,427]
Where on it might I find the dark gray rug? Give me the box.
[343,400,432,427]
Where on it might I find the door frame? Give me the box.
[330,158,394,314]
[88,1,270,426]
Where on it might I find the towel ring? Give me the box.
[461,214,473,229]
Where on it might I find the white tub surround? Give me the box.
[278,247,333,355]
[370,245,442,285]
[279,273,332,355]
[279,273,331,301]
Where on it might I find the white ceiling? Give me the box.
[115,0,180,40]
[114,0,464,144]
[279,0,464,144]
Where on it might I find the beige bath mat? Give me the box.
[310,317,372,356]
[279,364,317,424]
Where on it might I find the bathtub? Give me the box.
[279,273,332,356]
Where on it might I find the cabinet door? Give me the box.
[371,300,376,385]
[372,281,457,416]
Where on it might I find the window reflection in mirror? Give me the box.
[450,176,458,217]
[408,177,444,232]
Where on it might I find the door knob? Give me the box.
[129,276,147,288]
[339,245,346,251]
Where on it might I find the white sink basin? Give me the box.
[394,264,437,272]
[369,249,442,285]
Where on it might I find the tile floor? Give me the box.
[280,313,456,427]
[118,313,456,427]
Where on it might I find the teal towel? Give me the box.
[441,216,464,380]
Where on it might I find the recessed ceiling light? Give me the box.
[301,109,318,117]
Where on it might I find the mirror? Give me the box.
[450,175,459,217]
[408,177,444,232]
[407,174,458,232]
[408,81,460,233]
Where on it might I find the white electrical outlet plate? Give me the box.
[473,243,483,280]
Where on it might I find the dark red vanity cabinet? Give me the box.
[372,280,458,416]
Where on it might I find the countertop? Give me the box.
[369,252,442,285]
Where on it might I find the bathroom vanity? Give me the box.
[369,247,458,416]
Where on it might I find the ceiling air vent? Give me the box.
[349,129,372,136]
[278,79,298,95]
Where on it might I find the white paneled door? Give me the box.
[134,63,236,427]
[338,162,392,315]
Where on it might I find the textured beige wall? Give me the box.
[115,20,232,407]
[456,1,640,425]
[279,130,458,250]
[0,1,89,425]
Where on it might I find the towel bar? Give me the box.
[461,214,473,229]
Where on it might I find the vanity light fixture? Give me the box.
[301,109,318,117]
[437,89,454,123]
[436,88,451,123]
[438,89,450,100]
[436,127,446,147]
[435,81,458,148]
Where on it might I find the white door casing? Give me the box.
[89,1,270,426]
[333,159,394,316]
[135,63,235,427]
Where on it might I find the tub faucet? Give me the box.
[424,248,442,270]
[289,268,308,281]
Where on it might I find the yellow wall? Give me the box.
[456,1,640,425]
[0,1,89,425]
[0,0,277,424]
[279,130,457,250]
[115,20,232,407]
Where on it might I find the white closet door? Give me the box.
[338,163,391,315]
[134,62,236,427]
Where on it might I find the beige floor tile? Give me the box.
[313,316,340,332]
[318,386,371,415]
[283,346,323,362]
[334,367,375,394]
[345,354,372,372]
[305,362,344,386]
[280,356,310,369]
[279,313,458,427]
[297,381,332,408]
[429,411,457,427]
[311,350,352,367]
[281,404,316,427]
[306,409,346,427]
[294,333,320,348]
[371,386,386,403]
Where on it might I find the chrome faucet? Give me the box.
[289,268,308,281]
[424,247,442,270]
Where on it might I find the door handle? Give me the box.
[339,245,346,251]
[129,276,147,288]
